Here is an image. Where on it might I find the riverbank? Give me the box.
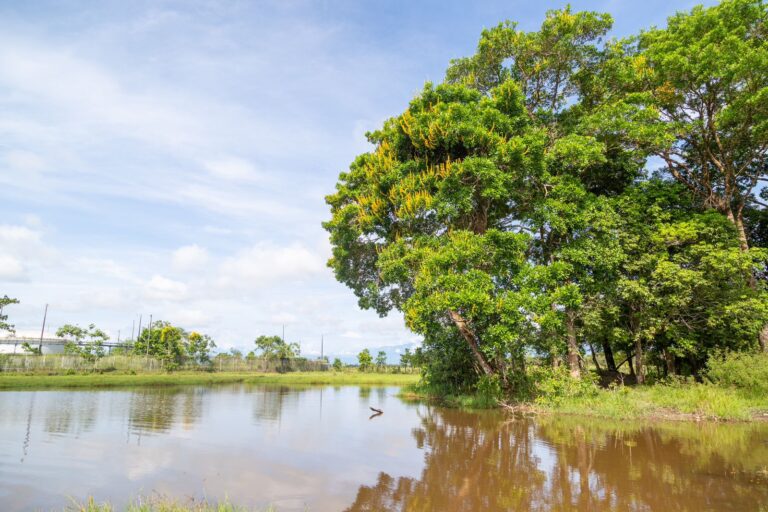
[0,371,420,390]
[403,382,768,422]
[77,496,267,512]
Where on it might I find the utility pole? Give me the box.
[146,314,153,358]
[137,315,143,340]
[282,324,285,343]
[38,304,48,353]
[321,334,324,361]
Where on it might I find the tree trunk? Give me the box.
[587,341,602,373]
[730,209,767,351]
[729,208,751,252]
[634,338,645,385]
[448,310,495,376]
[627,352,635,377]
[664,348,675,376]
[602,342,617,372]
[566,308,580,379]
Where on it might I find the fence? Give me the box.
[0,354,330,374]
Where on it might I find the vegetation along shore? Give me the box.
[324,0,768,421]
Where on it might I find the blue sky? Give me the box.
[0,0,712,357]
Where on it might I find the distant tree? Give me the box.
[20,342,41,355]
[400,348,412,368]
[411,347,426,368]
[357,349,373,372]
[132,320,185,367]
[246,350,257,361]
[332,357,343,371]
[254,335,300,359]
[0,295,19,334]
[57,323,109,361]
[187,331,216,363]
[375,350,387,370]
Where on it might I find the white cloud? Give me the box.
[0,224,52,273]
[203,157,261,181]
[172,244,209,271]
[144,275,188,301]
[270,312,297,324]
[4,150,46,172]
[0,254,26,281]
[217,242,325,288]
[0,224,42,245]
[166,308,211,327]
[76,257,137,282]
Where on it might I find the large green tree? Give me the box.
[589,0,768,349]
[326,1,768,394]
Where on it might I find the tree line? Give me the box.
[325,0,768,394]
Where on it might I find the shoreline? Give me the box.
[0,371,420,390]
[400,384,768,423]
[3,371,766,424]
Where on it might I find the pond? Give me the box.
[0,385,766,511]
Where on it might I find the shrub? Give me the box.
[705,351,768,394]
[530,365,599,406]
[475,375,504,407]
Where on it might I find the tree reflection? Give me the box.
[251,385,299,423]
[43,393,98,436]
[346,408,546,511]
[346,409,768,511]
[128,387,204,434]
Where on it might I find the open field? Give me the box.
[0,371,421,390]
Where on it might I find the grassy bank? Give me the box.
[541,383,768,422]
[403,382,768,422]
[74,497,270,512]
[0,371,420,390]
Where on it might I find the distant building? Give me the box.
[0,337,66,354]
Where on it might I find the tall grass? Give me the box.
[404,357,768,421]
[72,497,274,512]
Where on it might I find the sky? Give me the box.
[0,0,713,358]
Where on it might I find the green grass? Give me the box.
[0,371,420,390]
[548,383,768,421]
[71,496,273,512]
[403,381,768,422]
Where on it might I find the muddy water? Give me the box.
[0,385,766,511]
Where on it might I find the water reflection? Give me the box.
[250,385,299,423]
[1,386,766,512]
[128,387,205,434]
[346,409,768,511]
[44,393,98,436]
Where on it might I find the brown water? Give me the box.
[0,385,766,511]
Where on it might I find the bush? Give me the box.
[705,351,768,394]
[530,365,599,406]
[475,375,504,407]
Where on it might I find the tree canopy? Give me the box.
[0,295,19,334]
[326,0,768,394]
[253,335,300,360]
